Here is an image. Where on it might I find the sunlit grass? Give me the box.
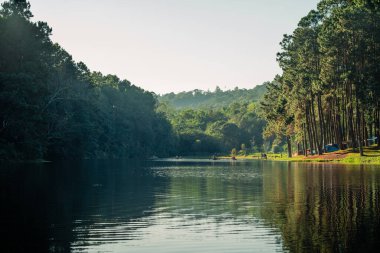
[219,146,380,165]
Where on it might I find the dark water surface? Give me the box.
[1,160,380,252]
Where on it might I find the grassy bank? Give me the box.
[219,146,380,165]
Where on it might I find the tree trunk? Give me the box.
[287,135,292,158]
[356,97,364,156]
[348,83,356,150]
[363,112,368,147]
[297,142,301,155]
[317,94,326,148]
[376,105,380,147]
[303,123,308,157]
[306,104,314,155]
[311,97,322,155]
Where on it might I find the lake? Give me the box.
[1,159,380,252]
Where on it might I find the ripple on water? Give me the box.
[2,160,379,253]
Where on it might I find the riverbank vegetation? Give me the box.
[220,146,380,165]
[1,0,379,163]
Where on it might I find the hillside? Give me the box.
[159,82,268,109]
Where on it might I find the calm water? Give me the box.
[1,160,380,253]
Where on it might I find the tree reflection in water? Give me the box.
[261,162,380,253]
[1,160,379,252]
[0,160,167,252]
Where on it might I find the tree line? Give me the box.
[0,0,176,161]
[261,0,380,157]
[159,83,268,110]
[158,102,266,156]
[2,0,379,161]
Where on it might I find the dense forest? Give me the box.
[157,86,268,155]
[1,0,379,161]
[261,0,380,157]
[158,101,266,155]
[0,0,176,161]
[159,83,267,109]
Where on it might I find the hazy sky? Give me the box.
[9,0,319,94]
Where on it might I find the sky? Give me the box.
[6,0,319,94]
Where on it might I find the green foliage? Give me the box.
[262,0,380,157]
[159,84,268,110]
[0,1,176,160]
[272,145,283,154]
[160,102,266,155]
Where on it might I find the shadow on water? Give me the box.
[0,160,169,252]
[1,160,380,252]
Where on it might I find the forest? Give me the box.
[159,83,267,109]
[1,0,379,161]
[158,101,266,155]
[261,0,380,157]
[0,0,176,160]
[157,86,268,155]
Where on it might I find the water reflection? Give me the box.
[261,162,380,253]
[1,160,380,252]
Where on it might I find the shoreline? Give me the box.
[218,146,380,165]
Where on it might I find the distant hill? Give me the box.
[159,83,268,109]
